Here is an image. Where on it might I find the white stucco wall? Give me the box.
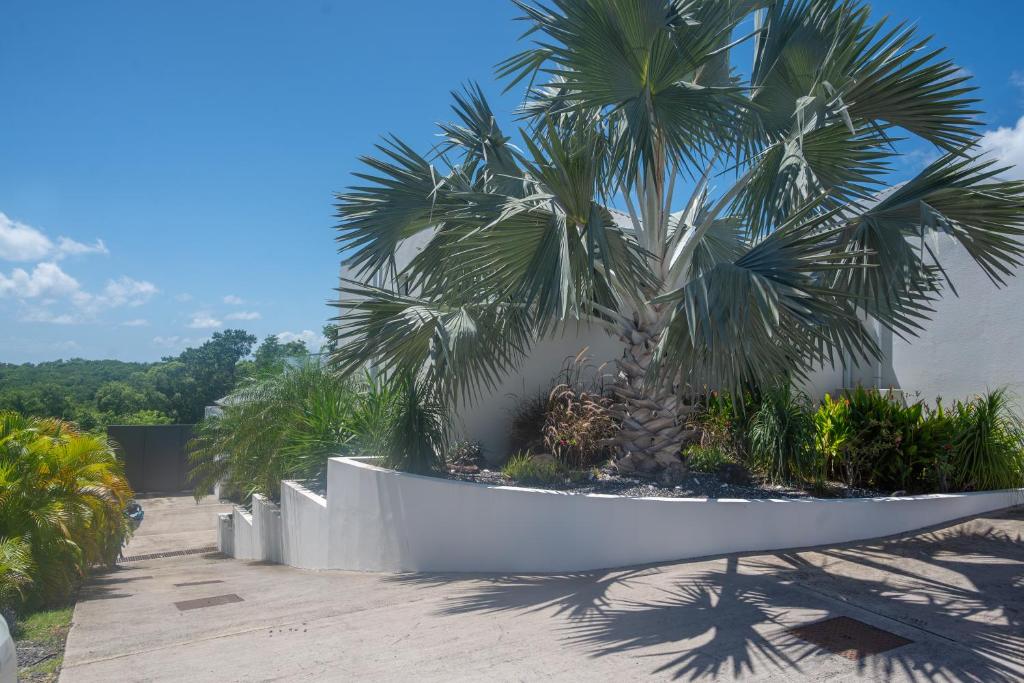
[455,325,622,461]
[886,234,1024,401]
[280,480,329,570]
[217,512,234,557]
[321,457,1022,573]
[251,494,283,564]
[232,506,256,560]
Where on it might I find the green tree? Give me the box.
[94,381,147,416]
[164,329,257,421]
[332,0,1024,474]
[239,335,310,377]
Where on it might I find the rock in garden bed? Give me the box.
[448,466,883,500]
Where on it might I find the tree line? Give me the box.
[0,329,313,428]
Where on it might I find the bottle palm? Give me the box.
[332,0,1024,472]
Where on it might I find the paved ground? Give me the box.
[121,494,232,557]
[61,498,1023,682]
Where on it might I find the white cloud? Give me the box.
[95,277,158,308]
[188,313,223,329]
[56,236,108,258]
[153,335,186,348]
[277,329,325,348]
[0,212,108,261]
[175,293,193,302]
[153,335,205,350]
[1012,70,1024,89]
[120,318,149,327]
[226,310,261,321]
[0,262,81,299]
[0,262,157,324]
[22,309,77,325]
[0,213,53,261]
[979,116,1024,180]
[223,294,244,305]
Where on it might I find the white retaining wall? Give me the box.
[251,494,283,564]
[280,481,329,569]
[231,506,256,560]
[217,456,1023,573]
[324,457,1023,572]
[230,496,284,563]
[217,512,234,557]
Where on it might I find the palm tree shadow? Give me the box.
[387,508,1024,680]
[562,556,821,681]
[385,567,657,620]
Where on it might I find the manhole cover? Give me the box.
[789,616,912,660]
[174,593,244,611]
[174,579,225,587]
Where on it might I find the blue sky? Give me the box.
[2,1,1024,363]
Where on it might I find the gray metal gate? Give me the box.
[107,424,196,493]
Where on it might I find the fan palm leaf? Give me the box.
[333,0,1024,473]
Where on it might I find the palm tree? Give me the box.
[0,412,133,610]
[331,0,1024,475]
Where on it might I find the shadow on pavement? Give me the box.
[387,508,1024,681]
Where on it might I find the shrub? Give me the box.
[509,392,547,454]
[447,440,485,467]
[502,452,563,486]
[542,383,616,469]
[748,384,815,483]
[509,352,617,469]
[189,362,405,500]
[0,412,132,616]
[815,386,946,492]
[951,389,1024,491]
[684,444,733,473]
[380,377,449,476]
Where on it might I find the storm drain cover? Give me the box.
[789,616,912,660]
[174,593,244,611]
[121,545,218,563]
[173,579,225,588]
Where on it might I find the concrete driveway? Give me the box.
[118,494,233,559]
[61,502,1023,682]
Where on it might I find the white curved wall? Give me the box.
[320,457,1022,572]
[217,457,1021,573]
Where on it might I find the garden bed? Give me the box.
[448,466,883,499]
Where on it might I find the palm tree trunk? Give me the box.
[609,314,700,483]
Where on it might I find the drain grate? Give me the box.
[789,616,912,660]
[174,593,244,611]
[120,546,218,563]
[174,579,225,588]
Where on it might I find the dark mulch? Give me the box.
[448,467,884,500]
[15,641,59,668]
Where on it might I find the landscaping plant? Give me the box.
[380,375,450,476]
[748,384,815,484]
[331,0,1024,479]
[542,382,617,469]
[0,412,133,616]
[683,444,733,473]
[502,451,564,486]
[951,389,1024,491]
[188,362,404,500]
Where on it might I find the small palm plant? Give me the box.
[952,388,1024,491]
[332,0,1024,475]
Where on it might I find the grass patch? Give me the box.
[14,605,73,683]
